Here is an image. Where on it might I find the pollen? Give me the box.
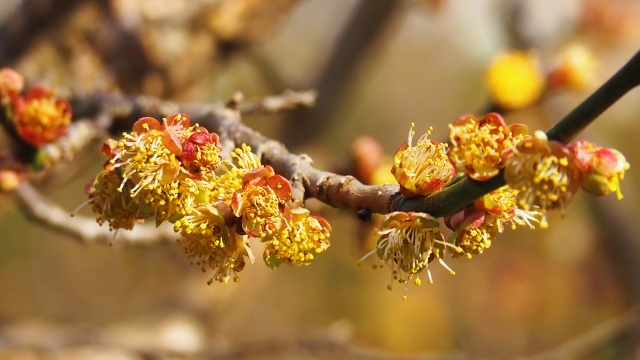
[232,143,261,170]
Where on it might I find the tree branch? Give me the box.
[63,46,640,223]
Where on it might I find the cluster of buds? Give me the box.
[85,114,331,284]
[362,113,629,298]
[0,68,72,192]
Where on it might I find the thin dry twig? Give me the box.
[39,116,110,166]
[237,89,318,115]
[519,305,640,360]
[14,181,175,246]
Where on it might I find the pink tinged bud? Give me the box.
[480,112,507,128]
[570,140,629,199]
[474,193,503,216]
[187,131,214,146]
[181,141,197,167]
[0,169,23,193]
[242,165,275,187]
[444,206,485,231]
[0,68,24,99]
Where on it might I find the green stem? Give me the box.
[398,49,640,217]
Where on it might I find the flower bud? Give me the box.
[0,169,23,193]
[571,140,629,199]
[0,68,24,99]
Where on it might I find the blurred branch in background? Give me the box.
[523,305,640,360]
[0,0,105,65]
[0,316,471,360]
[281,0,402,148]
[1,304,639,359]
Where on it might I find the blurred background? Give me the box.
[1,0,640,358]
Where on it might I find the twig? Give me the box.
[519,305,640,360]
[39,116,110,166]
[14,181,175,246]
[238,89,318,115]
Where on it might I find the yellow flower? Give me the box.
[449,113,528,180]
[444,207,491,257]
[263,208,331,268]
[207,143,262,203]
[505,131,582,228]
[230,166,292,238]
[392,123,455,198]
[142,175,203,225]
[87,169,152,230]
[360,211,459,299]
[474,186,541,230]
[110,118,181,197]
[175,205,254,284]
[485,50,544,110]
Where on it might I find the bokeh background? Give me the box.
[1,0,640,358]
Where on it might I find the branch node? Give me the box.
[356,208,372,222]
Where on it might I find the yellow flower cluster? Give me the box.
[364,115,628,298]
[86,114,332,284]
